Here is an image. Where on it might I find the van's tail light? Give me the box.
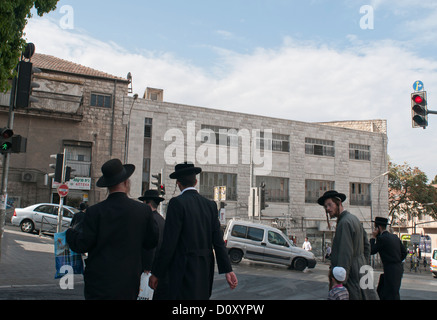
[224,240,227,247]
[13,210,16,217]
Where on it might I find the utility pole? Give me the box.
[0,74,17,262]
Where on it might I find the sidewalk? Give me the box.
[0,225,84,299]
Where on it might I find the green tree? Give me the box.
[0,0,59,92]
[389,160,437,224]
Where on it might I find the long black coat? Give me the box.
[142,210,168,300]
[370,231,407,300]
[66,192,158,300]
[152,189,232,300]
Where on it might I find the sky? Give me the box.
[23,0,437,181]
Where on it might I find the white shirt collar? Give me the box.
[180,187,197,195]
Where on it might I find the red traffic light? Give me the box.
[412,94,423,104]
[1,128,13,139]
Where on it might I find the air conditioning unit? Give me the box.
[21,171,37,183]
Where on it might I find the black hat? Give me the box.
[374,217,390,226]
[96,159,135,188]
[138,189,165,203]
[169,162,202,179]
[317,190,347,206]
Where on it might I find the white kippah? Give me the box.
[332,266,347,282]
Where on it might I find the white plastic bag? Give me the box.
[137,272,154,300]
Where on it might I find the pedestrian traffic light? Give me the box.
[159,184,166,196]
[0,129,27,154]
[411,91,428,128]
[15,60,40,108]
[49,154,64,183]
[0,128,14,153]
[151,173,162,189]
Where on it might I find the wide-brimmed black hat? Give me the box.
[317,190,347,206]
[138,189,165,203]
[373,217,390,226]
[96,159,135,188]
[169,162,202,179]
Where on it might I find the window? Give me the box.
[305,179,335,203]
[350,182,371,206]
[231,225,247,238]
[144,118,153,138]
[90,93,112,108]
[199,172,237,201]
[256,176,289,202]
[231,225,264,242]
[305,138,335,157]
[257,132,290,152]
[247,227,264,242]
[64,144,92,177]
[35,205,56,215]
[200,125,239,147]
[268,231,289,247]
[349,144,371,161]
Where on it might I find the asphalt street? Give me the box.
[1,224,436,300]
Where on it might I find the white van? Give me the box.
[224,219,316,271]
[431,248,437,278]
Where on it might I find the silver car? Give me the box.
[11,203,79,233]
[224,219,317,271]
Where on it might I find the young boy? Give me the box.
[328,266,349,300]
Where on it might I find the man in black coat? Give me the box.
[149,162,238,299]
[139,189,168,300]
[66,159,158,300]
[370,217,407,300]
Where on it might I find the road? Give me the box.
[1,225,436,300]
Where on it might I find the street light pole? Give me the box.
[369,170,389,268]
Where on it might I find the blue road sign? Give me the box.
[413,80,424,92]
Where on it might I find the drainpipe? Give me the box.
[109,79,117,156]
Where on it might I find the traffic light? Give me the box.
[260,182,268,210]
[65,166,72,182]
[151,173,162,189]
[0,128,14,153]
[50,154,64,183]
[159,184,166,196]
[0,128,27,154]
[411,91,428,128]
[15,60,40,108]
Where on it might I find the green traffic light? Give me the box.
[1,142,12,151]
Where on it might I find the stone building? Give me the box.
[125,90,389,255]
[0,53,130,209]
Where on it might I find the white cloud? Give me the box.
[24,17,437,180]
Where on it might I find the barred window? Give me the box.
[200,125,239,147]
[257,132,289,152]
[305,179,335,203]
[305,138,335,157]
[256,176,289,202]
[199,172,237,201]
[350,182,371,206]
[349,144,370,161]
[144,118,153,138]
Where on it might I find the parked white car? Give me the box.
[11,203,79,233]
[431,248,437,278]
[224,219,316,271]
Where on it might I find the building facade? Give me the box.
[125,91,389,255]
[0,53,130,210]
